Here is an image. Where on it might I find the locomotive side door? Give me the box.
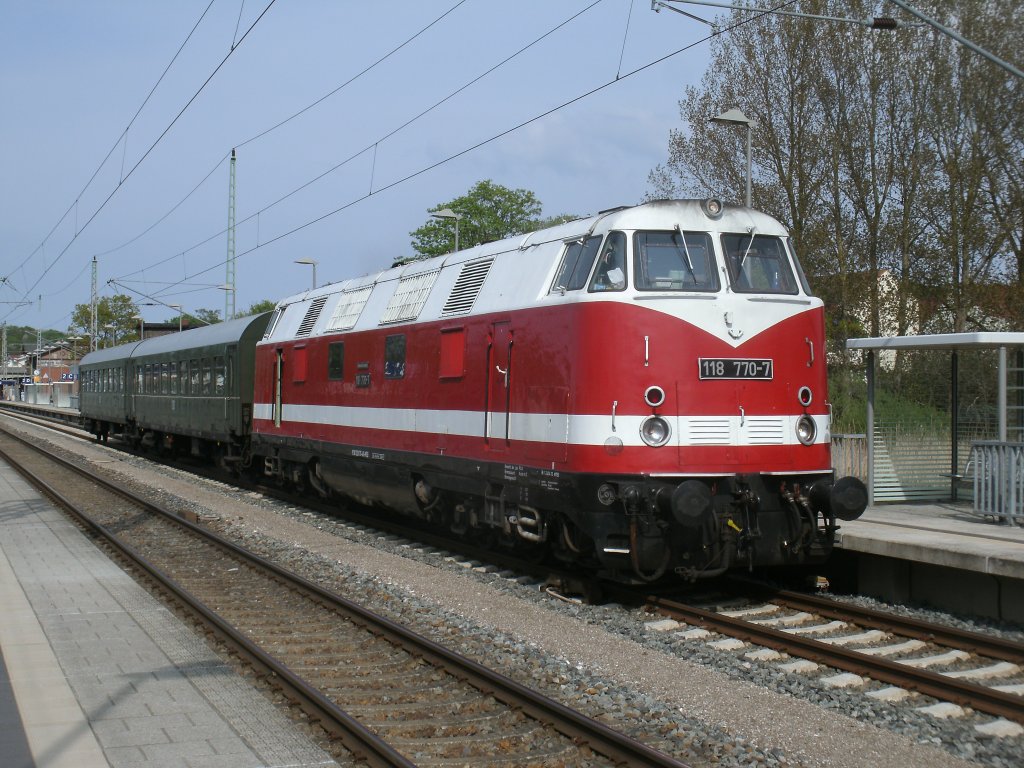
[486,322,513,448]
[273,349,283,428]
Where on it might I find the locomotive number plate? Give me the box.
[698,358,773,380]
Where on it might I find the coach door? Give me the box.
[486,322,513,447]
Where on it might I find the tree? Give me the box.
[648,0,1022,338]
[409,180,547,259]
[69,294,140,348]
[192,308,222,326]
[244,299,277,315]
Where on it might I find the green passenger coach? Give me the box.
[80,312,271,467]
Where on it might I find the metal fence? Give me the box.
[831,434,868,481]
[972,441,1024,525]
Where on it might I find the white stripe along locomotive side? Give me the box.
[251,199,866,582]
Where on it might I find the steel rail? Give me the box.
[644,595,1024,725]
[0,436,416,768]
[732,581,1024,665]
[0,427,691,768]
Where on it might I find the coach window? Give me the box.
[201,359,212,395]
[328,342,344,380]
[589,232,627,292]
[550,235,602,292]
[161,363,170,394]
[214,356,225,394]
[384,334,406,379]
[634,230,720,292]
[721,233,798,294]
[190,360,200,395]
[439,328,465,379]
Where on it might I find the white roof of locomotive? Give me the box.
[261,199,798,345]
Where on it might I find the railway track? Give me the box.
[0,425,690,768]
[631,585,1024,731]
[0,404,602,598]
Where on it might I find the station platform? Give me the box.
[0,400,82,427]
[0,460,338,768]
[833,503,1024,623]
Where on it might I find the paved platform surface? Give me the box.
[0,460,339,768]
[836,502,1024,621]
[837,502,1024,580]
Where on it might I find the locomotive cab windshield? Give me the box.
[721,232,799,294]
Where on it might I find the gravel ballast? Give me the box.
[7,416,1021,768]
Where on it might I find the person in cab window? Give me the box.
[590,232,626,291]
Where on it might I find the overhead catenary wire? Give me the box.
[93,0,472,269]
[116,0,607,290]
[145,3,787,298]
[6,0,218,283]
[1,0,279,324]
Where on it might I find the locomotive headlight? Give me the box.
[701,197,724,219]
[640,416,671,447]
[796,414,817,446]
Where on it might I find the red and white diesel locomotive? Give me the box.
[251,198,866,582]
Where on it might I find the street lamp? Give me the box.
[431,208,462,253]
[103,323,117,347]
[216,285,235,320]
[710,108,754,208]
[294,258,318,290]
[132,314,145,340]
[169,305,183,332]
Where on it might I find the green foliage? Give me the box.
[409,180,550,259]
[192,308,222,326]
[69,294,140,347]
[1,324,63,354]
[244,299,277,316]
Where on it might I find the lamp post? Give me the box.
[169,305,183,332]
[710,108,754,208]
[294,258,318,290]
[104,323,116,348]
[133,314,145,340]
[216,285,235,320]
[67,335,81,363]
[431,208,462,253]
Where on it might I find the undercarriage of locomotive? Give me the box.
[600,473,868,582]
[260,445,867,585]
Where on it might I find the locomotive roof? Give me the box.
[261,199,800,345]
[81,312,271,367]
[271,199,785,310]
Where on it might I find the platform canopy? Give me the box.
[847,332,1024,352]
[846,332,1024,508]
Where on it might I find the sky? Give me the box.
[1,0,720,333]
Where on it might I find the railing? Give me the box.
[831,434,868,481]
[972,441,1024,525]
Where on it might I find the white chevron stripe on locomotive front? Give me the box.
[253,404,829,448]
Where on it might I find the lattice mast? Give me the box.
[226,148,237,321]
[90,256,98,352]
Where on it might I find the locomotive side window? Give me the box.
[550,235,602,292]
[721,233,799,294]
[589,232,627,292]
[634,231,719,291]
[384,334,406,379]
[788,238,814,295]
[328,342,345,380]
